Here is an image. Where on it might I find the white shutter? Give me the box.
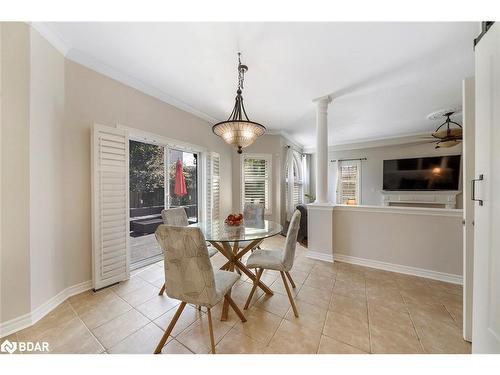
[206,152,221,222]
[336,160,361,205]
[91,124,130,290]
[242,154,272,214]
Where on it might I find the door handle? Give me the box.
[471,174,484,206]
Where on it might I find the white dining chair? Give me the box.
[158,207,217,295]
[153,225,246,354]
[243,209,301,316]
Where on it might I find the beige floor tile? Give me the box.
[17,301,76,342]
[311,262,337,278]
[161,339,193,354]
[149,277,166,289]
[108,322,166,354]
[269,277,302,297]
[41,317,104,354]
[407,302,457,329]
[296,284,332,310]
[323,311,370,352]
[318,335,367,354]
[426,279,463,296]
[287,268,310,285]
[79,294,132,330]
[233,307,282,345]
[414,321,471,354]
[229,280,265,306]
[293,258,316,273]
[176,313,234,353]
[136,265,165,284]
[370,325,423,354]
[259,270,280,285]
[364,268,398,283]
[253,292,293,317]
[368,303,413,335]
[400,288,440,306]
[154,304,204,337]
[69,289,116,315]
[92,309,150,349]
[332,279,366,299]
[119,284,158,307]
[366,288,407,312]
[111,276,150,297]
[303,274,335,291]
[266,319,321,354]
[329,294,368,323]
[216,327,263,354]
[395,274,430,291]
[135,294,180,320]
[284,300,328,332]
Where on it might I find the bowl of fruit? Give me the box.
[225,213,244,227]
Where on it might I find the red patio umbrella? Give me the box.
[174,159,187,197]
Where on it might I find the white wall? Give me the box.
[311,141,463,207]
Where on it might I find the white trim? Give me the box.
[30,22,70,56]
[307,250,334,263]
[66,48,218,124]
[333,204,463,217]
[332,253,463,285]
[0,280,92,338]
[118,124,207,153]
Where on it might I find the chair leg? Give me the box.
[207,308,216,354]
[244,268,263,310]
[280,271,299,317]
[158,283,166,295]
[154,302,186,354]
[225,294,247,322]
[285,271,296,288]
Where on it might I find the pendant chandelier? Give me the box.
[212,53,266,154]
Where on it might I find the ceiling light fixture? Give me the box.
[212,53,266,154]
[425,108,463,149]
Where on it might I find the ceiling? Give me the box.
[44,22,478,148]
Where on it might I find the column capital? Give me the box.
[312,95,333,105]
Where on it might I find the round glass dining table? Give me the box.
[190,219,282,321]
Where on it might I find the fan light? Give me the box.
[212,53,266,154]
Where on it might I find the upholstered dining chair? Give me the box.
[153,225,246,354]
[159,207,217,295]
[243,209,301,316]
[240,202,265,249]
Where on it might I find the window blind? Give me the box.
[242,156,271,214]
[206,152,221,221]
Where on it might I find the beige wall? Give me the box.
[29,28,66,310]
[333,205,463,277]
[1,23,32,322]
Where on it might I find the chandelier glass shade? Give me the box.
[212,53,266,153]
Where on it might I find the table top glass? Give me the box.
[191,219,283,242]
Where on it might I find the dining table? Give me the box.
[191,219,283,321]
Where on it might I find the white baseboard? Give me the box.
[333,253,463,285]
[307,250,334,263]
[0,280,92,338]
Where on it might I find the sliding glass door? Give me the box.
[129,141,200,269]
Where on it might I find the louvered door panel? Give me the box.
[91,124,130,290]
[206,152,221,222]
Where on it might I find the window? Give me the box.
[241,154,272,215]
[285,149,304,220]
[336,160,361,205]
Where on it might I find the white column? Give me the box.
[307,95,334,264]
[314,96,332,203]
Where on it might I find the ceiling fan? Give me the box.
[420,108,463,149]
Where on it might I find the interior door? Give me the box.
[472,22,500,353]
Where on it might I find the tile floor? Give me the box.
[1,236,470,354]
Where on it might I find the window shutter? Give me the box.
[91,124,130,290]
[336,160,361,204]
[242,156,271,214]
[206,152,221,222]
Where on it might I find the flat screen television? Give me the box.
[383,155,461,191]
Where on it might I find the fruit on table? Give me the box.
[225,213,243,226]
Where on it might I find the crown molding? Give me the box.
[30,22,70,56]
